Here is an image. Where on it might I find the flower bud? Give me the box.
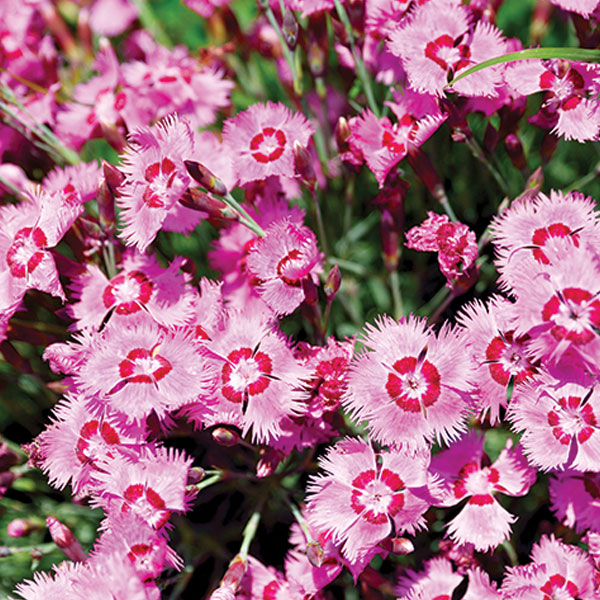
[293,141,317,192]
[302,277,319,306]
[380,210,399,273]
[46,517,87,562]
[7,518,37,538]
[540,132,558,164]
[282,7,299,49]
[212,427,240,447]
[306,541,324,567]
[483,122,499,154]
[185,160,228,197]
[96,181,116,234]
[0,441,19,471]
[102,160,125,196]
[221,553,247,589]
[504,133,527,171]
[407,147,442,197]
[387,536,415,555]
[256,449,283,478]
[324,264,341,301]
[335,116,352,152]
[186,467,206,486]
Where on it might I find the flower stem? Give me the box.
[239,510,261,559]
[223,192,265,237]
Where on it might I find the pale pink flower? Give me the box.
[396,557,463,600]
[13,562,82,600]
[222,102,314,186]
[183,278,226,343]
[239,556,305,600]
[501,535,598,599]
[43,162,102,206]
[549,0,599,18]
[463,568,505,600]
[509,375,600,472]
[246,219,323,315]
[307,437,431,568]
[88,0,138,36]
[430,432,536,552]
[550,471,600,534]
[345,315,473,449]
[387,0,507,97]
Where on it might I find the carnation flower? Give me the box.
[430,432,536,552]
[396,558,463,600]
[549,0,599,19]
[549,471,600,534]
[222,101,314,186]
[307,437,431,568]
[345,315,472,449]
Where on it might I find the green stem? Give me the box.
[129,0,173,47]
[286,498,313,543]
[389,270,403,320]
[565,161,600,192]
[0,174,26,199]
[223,192,265,237]
[464,136,510,197]
[312,189,329,256]
[192,472,223,493]
[239,510,261,559]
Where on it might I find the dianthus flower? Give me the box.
[345,315,472,449]
[222,102,314,187]
[246,219,323,315]
[550,470,600,534]
[430,432,536,552]
[501,535,598,599]
[509,374,600,472]
[549,0,599,18]
[307,437,432,568]
[387,0,507,97]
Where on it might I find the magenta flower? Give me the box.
[246,219,323,315]
[405,211,478,283]
[501,535,598,599]
[222,101,314,186]
[387,0,507,97]
[509,375,600,472]
[184,0,232,17]
[550,471,600,534]
[430,432,536,552]
[345,315,472,449]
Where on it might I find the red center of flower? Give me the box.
[250,127,287,163]
[485,330,537,386]
[312,356,349,410]
[62,183,80,206]
[118,346,173,384]
[221,346,273,403]
[262,580,280,600]
[531,222,580,264]
[540,67,585,112]
[350,468,405,524]
[385,356,441,413]
[102,270,154,314]
[122,484,171,529]
[6,227,48,278]
[276,248,306,286]
[547,394,597,446]
[424,34,471,75]
[453,461,499,505]
[539,573,579,600]
[75,419,121,468]
[541,287,600,345]
[142,157,178,208]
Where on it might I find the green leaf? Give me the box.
[447,47,600,88]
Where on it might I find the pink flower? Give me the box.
[117,115,200,252]
[307,437,431,568]
[43,162,102,206]
[13,562,82,600]
[387,0,507,97]
[396,558,463,600]
[405,211,477,283]
[550,471,600,534]
[88,0,138,36]
[222,102,314,186]
[430,432,536,552]
[549,0,599,17]
[184,0,232,17]
[345,315,473,449]
[501,535,598,599]
[509,375,600,472]
[246,219,323,315]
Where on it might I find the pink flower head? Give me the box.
[239,556,304,600]
[365,0,415,40]
[550,471,600,534]
[77,317,215,424]
[501,535,598,599]
[306,437,431,568]
[549,0,599,18]
[117,115,200,252]
[387,0,507,97]
[348,89,445,188]
[509,375,600,472]
[430,432,536,552]
[88,0,138,36]
[246,219,323,315]
[94,445,192,529]
[396,557,463,600]
[43,162,103,207]
[456,296,539,423]
[13,562,82,600]
[183,278,226,343]
[222,102,314,187]
[345,315,473,449]
[69,251,196,331]
[405,211,478,283]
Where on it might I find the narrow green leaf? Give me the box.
[447,47,600,87]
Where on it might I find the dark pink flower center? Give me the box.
[6,227,48,278]
[221,346,273,403]
[312,356,349,410]
[102,270,154,314]
[75,419,121,468]
[540,573,579,599]
[142,157,178,208]
[127,542,163,582]
[118,346,172,384]
[385,356,441,413]
[424,33,471,75]
[540,67,585,112]
[262,580,280,600]
[62,183,80,206]
[531,222,580,264]
[541,287,600,345]
[547,394,597,446]
[250,127,287,163]
[122,484,171,529]
[276,248,307,286]
[485,330,537,386]
[453,461,500,504]
[350,468,405,524]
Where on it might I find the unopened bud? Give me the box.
[0,442,19,471]
[388,537,415,555]
[185,160,228,197]
[221,553,247,589]
[179,189,229,223]
[0,342,33,375]
[380,210,399,272]
[7,519,37,538]
[504,133,527,171]
[302,277,319,306]
[540,132,558,164]
[483,122,499,154]
[407,147,442,196]
[451,129,468,143]
[308,40,326,78]
[96,181,116,234]
[293,141,317,192]
[186,467,206,486]
[526,166,543,190]
[335,116,351,151]
[256,449,283,478]
[324,264,341,301]
[0,470,16,494]
[46,517,87,562]
[212,427,240,447]
[306,541,324,567]
[282,7,299,49]
[102,160,125,195]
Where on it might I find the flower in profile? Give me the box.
[246,219,323,315]
[501,535,598,599]
[307,438,431,569]
[430,432,536,552]
[222,101,314,186]
[405,211,477,284]
[345,315,472,449]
